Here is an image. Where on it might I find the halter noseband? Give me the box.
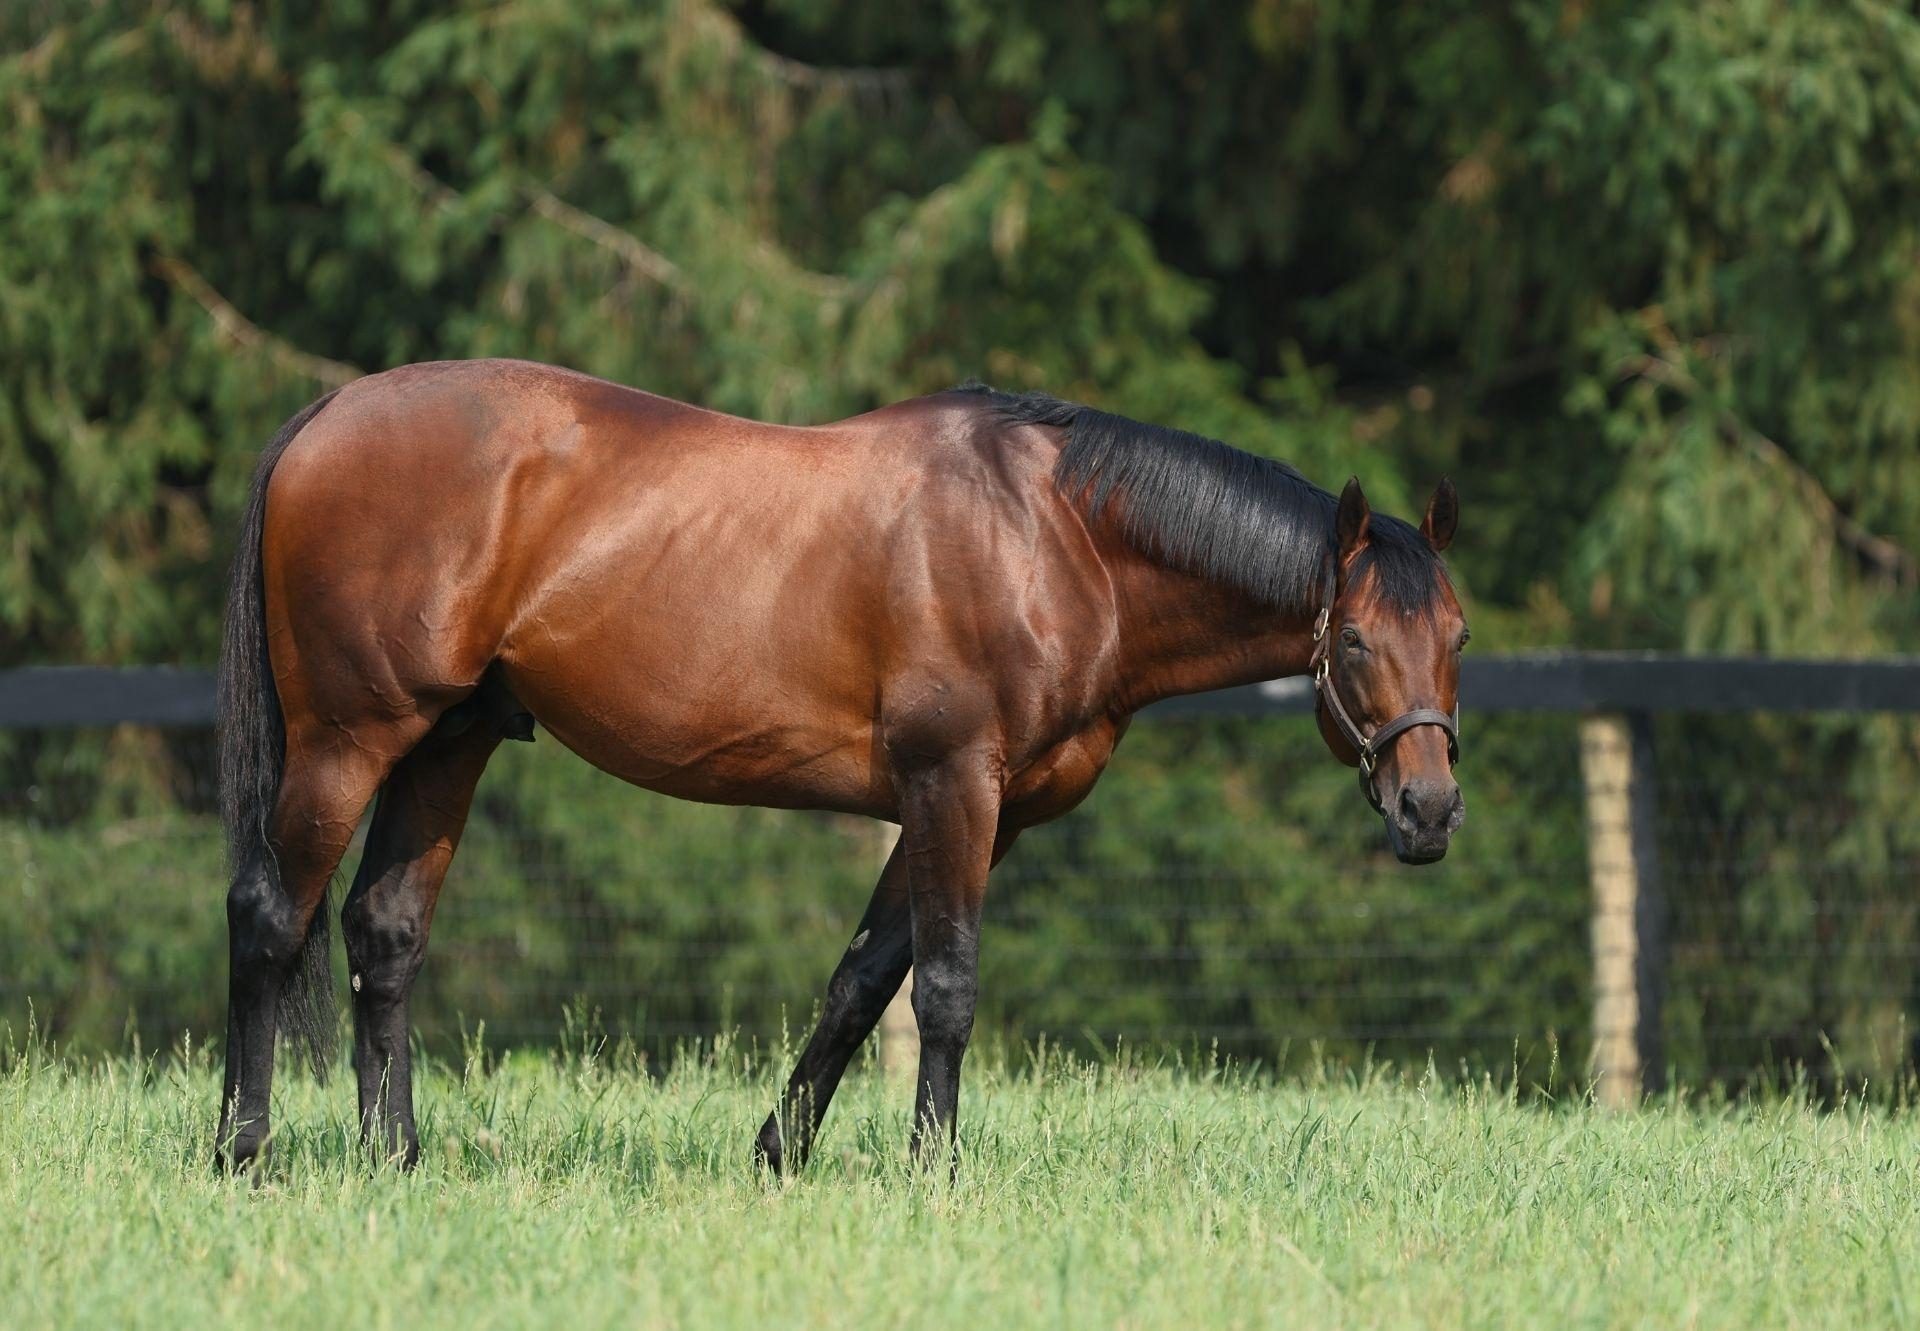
[1308,552,1460,816]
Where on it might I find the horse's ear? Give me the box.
[1336,477,1371,557]
[1421,476,1458,553]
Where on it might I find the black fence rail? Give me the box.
[3,656,1918,1096]
[11,654,1920,725]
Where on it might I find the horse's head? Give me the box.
[1312,477,1466,864]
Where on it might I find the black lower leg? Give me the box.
[893,757,997,1170]
[339,710,500,1168]
[341,820,433,1168]
[907,940,979,1164]
[756,851,913,1174]
[348,976,420,1166]
[216,855,306,1171]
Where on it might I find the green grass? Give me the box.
[3,1032,1917,1330]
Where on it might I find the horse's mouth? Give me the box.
[1384,817,1453,865]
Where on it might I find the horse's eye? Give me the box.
[1458,629,1471,652]
[1340,626,1362,649]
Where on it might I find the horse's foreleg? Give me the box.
[898,756,1000,1169]
[341,714,500,1168]
[218,744,390,1173]
[755,842,913,1175]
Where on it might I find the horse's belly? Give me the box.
[499,657,887,815]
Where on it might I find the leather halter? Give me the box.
[1307,552,1460,816]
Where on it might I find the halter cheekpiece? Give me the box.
[1308,551,1461,816]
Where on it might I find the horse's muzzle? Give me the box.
[1385,777,1465,864]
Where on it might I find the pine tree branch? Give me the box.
[692,1,912,104]
[162,7,286,88]
[743,233,856,300]
[15,22,70,75]
[153,256,361,389]
[753,49,912,100]
[1618,351,1919,588]
[529,188,856,302]
[1738,422,1919,589]
[333,88,853,307]
[526,189,690,294]
[327,107,461,217]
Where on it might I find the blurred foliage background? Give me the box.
[2,0,1918,1082]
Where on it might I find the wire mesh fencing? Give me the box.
[2,705,1917,1092]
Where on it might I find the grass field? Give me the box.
[3,1030,1917,1330]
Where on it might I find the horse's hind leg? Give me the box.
[755,843,913,1175]
[341,698,506,1167]
[219,731,405,1171]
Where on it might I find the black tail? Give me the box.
[218,390,341,1081]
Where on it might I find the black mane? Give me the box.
[956,385,1448,615]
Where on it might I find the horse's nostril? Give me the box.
[1398,785,1421,827]
[1401,780,1458,832]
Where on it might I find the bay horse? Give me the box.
[214,359,1466,1173]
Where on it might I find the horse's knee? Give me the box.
[909,963,977,1049]
[822,965,895,1039]
[340,892,421,957]
[340,891,427,1000]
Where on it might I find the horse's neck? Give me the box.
[1106,556,1317,714]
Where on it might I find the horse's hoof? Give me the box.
[748,1113,802,1175]
[214,1131,268,1179]
[753,1114,788,1176]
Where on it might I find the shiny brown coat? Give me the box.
[214,359,1464,1173]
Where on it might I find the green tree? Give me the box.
[3,0,1917,1080]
